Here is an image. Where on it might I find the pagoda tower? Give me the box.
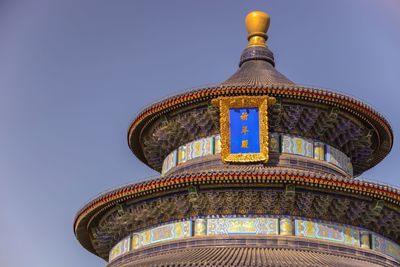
[74,11,400,266]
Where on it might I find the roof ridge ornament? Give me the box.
[236,11,276,67]
[246,11,270,47]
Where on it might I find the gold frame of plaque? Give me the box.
[212,95,276,163]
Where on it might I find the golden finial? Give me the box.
[245,11,270,47]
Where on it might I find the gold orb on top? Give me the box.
[245,11,270,47]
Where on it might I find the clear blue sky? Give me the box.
[0,1,399,266]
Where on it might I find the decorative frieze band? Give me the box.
[162,134,353,177]
[108,216,400,263]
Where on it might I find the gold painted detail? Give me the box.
[280,218,294,236]
[241,126,249,135]
[212,96,276,163]
[194,219,207,236]
[241,140,249,148]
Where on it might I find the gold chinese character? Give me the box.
[241,140,248,148]
[241,126,249,135]
[240,112,249,121]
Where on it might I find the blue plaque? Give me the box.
[212,96,275,163]
[229,108,260,154]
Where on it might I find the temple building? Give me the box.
[74,11,400,266]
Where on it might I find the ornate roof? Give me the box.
[221,46,294,87]
[107,236,399,267]
[74,167,400,258]
[126,10,393,177]
[113,248,386,267]
[128,85,393,176]
[74,10,399,266]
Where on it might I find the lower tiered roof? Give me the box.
[74,167,400,260]
[107,236,398,267]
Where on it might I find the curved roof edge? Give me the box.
[74,168,400,256]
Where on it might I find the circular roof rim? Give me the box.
[126,84,393,173]
[128,84,392,136]
[74,168,400,237]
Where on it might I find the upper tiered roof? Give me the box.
[127,11,393,176]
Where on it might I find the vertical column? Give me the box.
[360,231,371,249]
[194,218,207,236]
[279,217,294,236]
